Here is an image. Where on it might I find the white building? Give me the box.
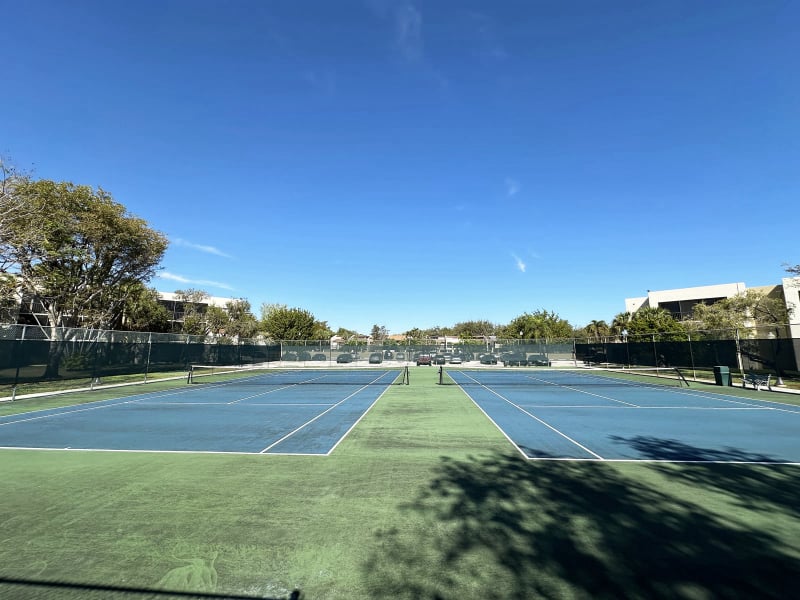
[625,279,799,329]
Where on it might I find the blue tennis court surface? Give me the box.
[448,369,800,464]
[0,369,401,455]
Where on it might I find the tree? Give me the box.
[688,289,790,336]
[260,304,321,340]
[370,324,388,344]
[784,263,800,276]
[113,283,171,333]
[502,309,574,340]
[585,319,610,340]
[174,289,211,335]
[452,320,497,339]
[224,299,260,340]
[625,307,685,338]
[1,178,168,331]
[611,312,632,337]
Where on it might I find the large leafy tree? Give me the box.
[261,304,329,340]
[452,320,497,339]
[502,309,574,340]
[174,289,211,335]
[224,299,260,340]
[112,283,171,332]
[625,307,685,337]
[688,289,790,335]
[1,177,168,331]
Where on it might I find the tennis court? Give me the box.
[447,368,800,464]
[0,367,406,455]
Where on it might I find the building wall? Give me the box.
[625,283,747,319]
[783,277,800,338]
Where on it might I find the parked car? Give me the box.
[311,353,327,361]
[416,354,432,366]
[369,352,383,364]
[336,353,355,363]
[395,351,406,360]
[298,351,312,361]
[527,354,550,366]
[433,354,446,365]
[450,355,463,365]
[282,352,299,361]
[502,353,528,367]
[479,353,498,365]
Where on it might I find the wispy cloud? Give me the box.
[157,271,235,291]
[512,253,526,273]
[302,69,338,96]
[394,3,423,62]
[172,238,233,258]
[505,178,520,197]
[464,11,510,63]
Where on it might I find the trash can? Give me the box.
[713,366,731,386]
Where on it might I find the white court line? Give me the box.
[519,374,640,407]
[259,372,395,454]
[515,405,773,410]
[134,401,336,407]
[0,386,211,427]
[324,383,395,456]
[453,370,604,460]
[226,374,330,404]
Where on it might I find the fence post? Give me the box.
[735,328,744,378]
[652,334,659,368]
[144,332,152,383]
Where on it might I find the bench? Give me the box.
[742,373,771,391]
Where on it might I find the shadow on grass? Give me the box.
[613,435,800,516]
[0,577,301,600]
[363,450,800,599]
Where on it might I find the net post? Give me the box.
[187,365,193,384]
[438,366,443,385]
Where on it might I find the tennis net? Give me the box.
[443,366,689,388]
[187,364,409,386]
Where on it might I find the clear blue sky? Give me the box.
[3,1,798,335]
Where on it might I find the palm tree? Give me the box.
[586,319,610,341]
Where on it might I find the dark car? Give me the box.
[298,351,312,361]
[336,353,355,364]
[433,354,446,365]
[416,353,432,366]
[502,353,528,367]
[369,352,383,364]
[282,352,299,361]
[527,354,550,366]
[311,353,327,361]
[479,353,498,365]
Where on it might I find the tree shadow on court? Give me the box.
[362,450,800,599]
[612,435,800,517]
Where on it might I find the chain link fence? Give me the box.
[2,324,797,389]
